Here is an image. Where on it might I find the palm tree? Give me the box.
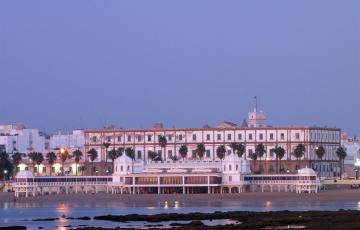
[117,147,124,157]
[35,153,44,175]
[216,145,226,161]
[79,165,86,176]
[336,146,347,179]
[315,145,326,174]
[0,151,13,180]
[108,148,119,173]
[237,143,246,158]
[230,143,239,155]
[46,151,57,176]
[12,151,22,173]
[273,146,285,174]
[249,152,257,173]
[293,148,304,170]
[148,150,158,161]
[72,149,83,176]
[58,148,69,175]
[179,145,188,160]
[255,143,266,173]
[125,147,135,160]
[28,152,39,174]
[102,142,111,173]
[158,135,167,161]
[195,143,206,160]
[87,148,98,176]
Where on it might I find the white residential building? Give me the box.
[49,129,85,150]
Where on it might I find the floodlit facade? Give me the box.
[13,154,321,197]
[84,110,341,177]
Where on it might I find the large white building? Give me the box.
[0,124,46,156]
[49,129,85,150]
[84,110,341,177]
[13,154,321,197]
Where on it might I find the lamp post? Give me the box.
[354,159,360,180]
[3,170,8,181]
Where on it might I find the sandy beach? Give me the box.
[1,189,359,204]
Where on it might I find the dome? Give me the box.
[223,153,240,162]
[114,154,133,165]
[16,170,34,178]
[297,167,317,176]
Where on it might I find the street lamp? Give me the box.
[354,158,360,180]
[3,170,8,180]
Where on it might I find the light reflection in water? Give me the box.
[174,201,180,209]
[164,201,168,209]
[56,202,70,229]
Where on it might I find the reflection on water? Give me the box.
[1,198,360,229]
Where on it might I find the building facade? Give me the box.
[84,111,341,177]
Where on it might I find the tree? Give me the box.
[249,152,257,173]
[273,146,285,174]
[46,152,57,176]
[315,145,326,174]
[230,143,239,155]
[79,165,86,176]
[72,149,83,176]
[35,153,44,175]
[237,143,246,158]
[255,143,266,173]
[87,148,98,176]
[108,148,120,173]
[12,151,22,173]
[293,144,306,170]
[28,152,39,174]
[336,146,347,179]
[158,135,167,160]
[148,150,158,161]
[0,151,13,180]
[179,145,188,160]
[125,147,135,160]
[58,148,69,175]
[195,143,206,160]
[102,142,111,174]
[216,145,226,161]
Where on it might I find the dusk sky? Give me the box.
[0,1,359,135]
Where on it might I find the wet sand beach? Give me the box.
[1,189,360,204]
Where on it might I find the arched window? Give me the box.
[127,165,130,171]
[121,165,123,171]
[229,165,232,171]
[236,164,238,170]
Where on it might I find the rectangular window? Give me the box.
[137,135,142,142]
[147,135,152,141]
[238,133,242,140]
[168,135,172,141]
[249,134,253,140]
[107,136,111,142]
[206,134,211,141]
[259,133,263,140]
[117,136,122,142]
[42,166,46,173]
[206,150,210,158]
[269,133,274,140]
[137,151,142,159]
[168,150,172,158]
[227,134,231,140]
[295,133,300,140]
[192,134,196,141]
[280,133,285,140]
[92,136,97,142]
[248,149,253,156]
[178,135,183,141]
[217,134,221,141]
[127,135,132,142]
[51,167,55,173]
